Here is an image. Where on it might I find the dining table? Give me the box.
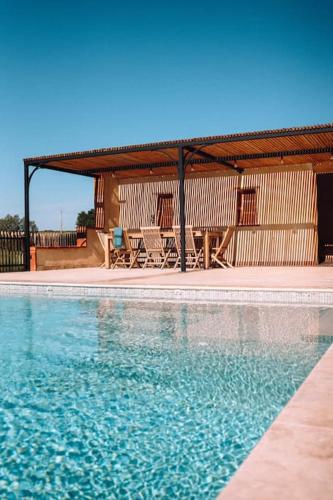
[104,228,225,270]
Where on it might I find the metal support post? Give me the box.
[177,146,186,272]
[24,163,31,271]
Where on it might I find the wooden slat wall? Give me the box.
[232,227,317,266]
[117,169,318,266]
[242,170,317,225]
[119,176,239,228]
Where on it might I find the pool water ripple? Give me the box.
[0,297,332,498]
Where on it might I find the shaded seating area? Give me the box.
[100,225,234,270]
[23,125,332,272]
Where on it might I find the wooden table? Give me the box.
[104,229,224,270]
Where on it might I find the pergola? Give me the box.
[23,123,333,271]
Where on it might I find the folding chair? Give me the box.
[211,226,235,268]
[112,229,140,269]
[97,230,116,268]
[172,225,203,269]
[140,227,171,268]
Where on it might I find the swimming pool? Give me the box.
[0,296,332,498]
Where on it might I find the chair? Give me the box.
[97,230,116,268]
[211,226,235,268]
[173,225,203,269]
[140,227,172,268]
[112,229,140,269]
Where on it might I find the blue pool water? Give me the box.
[0,296,332,499]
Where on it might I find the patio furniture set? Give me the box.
[99,226,234,270]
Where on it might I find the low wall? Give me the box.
[34,229,104,271]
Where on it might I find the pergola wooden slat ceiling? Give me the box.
[24,123,333,179]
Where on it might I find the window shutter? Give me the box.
[94,176,105,229]
[156,194,174,228]
[237,188,257,226]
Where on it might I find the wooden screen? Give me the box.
[94,176,105,229]
[237,188,257,226]
[156,194,174,228]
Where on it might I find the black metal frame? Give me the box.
[24,166,42,271]
[177,147,186,272]
[24,164,31,271]
[27,146,332,177]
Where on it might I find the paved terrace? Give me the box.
[0,266,333,289]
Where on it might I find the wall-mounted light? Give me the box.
[190,164,194,172]
[111,171,116,178]
[280,155,284,165]
[149,168,153,175]
[234,160,238,169]
[330,152,333,160]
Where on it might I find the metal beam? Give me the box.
[28,163,97,178]
[86,160,176,175]
[31,146,332,176]
[50,147,333,176]
[218,146,333,162]
[185,146,243,173]
[26,146,333,182]
[177,146,186,272]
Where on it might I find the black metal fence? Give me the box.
[0,231,25,272]
[0,227,88,273]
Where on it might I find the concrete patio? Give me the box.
[1,265,333,289]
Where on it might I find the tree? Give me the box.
[0,214,21,231]
[0,214,38,232]
[76,209,95,228]
[20,217,38,232]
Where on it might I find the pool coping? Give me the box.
[0,281,333,305]
[218,342,333,500]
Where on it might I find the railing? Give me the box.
[0,231,25,272]
[30,227,87,248]
[0,227,88,272]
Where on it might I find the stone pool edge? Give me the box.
[0,281,333,305]
[218,342,333,500]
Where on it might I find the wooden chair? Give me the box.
[97,230,116,268]
[173,225,203,269]
[112,229,140,269]
[211,226,235,268]
[140,226,171,268]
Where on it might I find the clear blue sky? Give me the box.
[1,0,332,229]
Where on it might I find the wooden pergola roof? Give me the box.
[24,123,333,179]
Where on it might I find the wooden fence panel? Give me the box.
[0,231,25,272]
